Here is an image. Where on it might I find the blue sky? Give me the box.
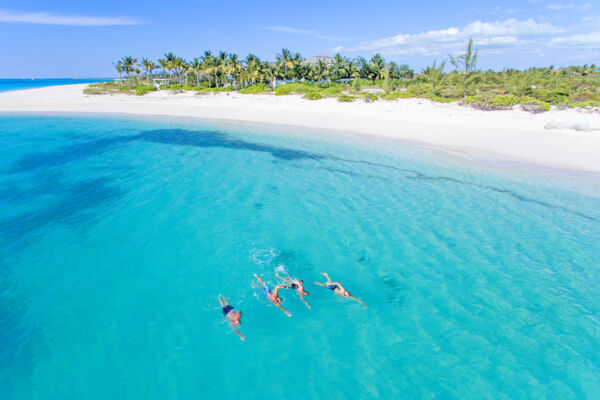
[1,0,599,77]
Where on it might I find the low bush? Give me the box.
[381,91,412,100]
[274,83,312,95]
[303,92,323,100]
[239,83,270,94]
[337,94,355,102]
[135,85,157,96]
[363,93,379,102]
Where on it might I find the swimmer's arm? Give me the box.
[300,293,311,310]
[274,301,292,317]
[349,295,367,308]
[275,273,292,284]
[272,285,289,296]
[313,282,327,287]
[254,274,264,285]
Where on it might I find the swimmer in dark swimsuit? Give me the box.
[314,272,367,308]
[276,272,311,309]
[254,274,292,317]
[218,295,245,341]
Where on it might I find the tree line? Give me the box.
[114,49,417,90]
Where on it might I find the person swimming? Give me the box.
[276,272,311,310]
[314,272,367,308]
[218,295,245,341]
[254,274,292,317]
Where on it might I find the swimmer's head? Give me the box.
[343,291,351,297]
[298,280,304,285]
[277,297,282,304]
[303,290,309,296]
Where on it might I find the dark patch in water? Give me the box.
[138,129,327,161]
[321,167,390,181]
[0,177,123,245]
[6,136,133,174]
[267,185,278,191]
[254,202,264,210]
[379,274,406,305]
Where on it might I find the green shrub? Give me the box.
[320,86,343,96]
[363,93,379,102]
[520,97,550,112]
[337,94,355,102]
[83,88,104,95]
[567,99,600,109]
[381,91,412,100]
[239,83,269,94]
[274,83,312,95]
[135,85,157,96]
[303,92,323,100]
[463,94,521,110]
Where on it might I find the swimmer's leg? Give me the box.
[321,272,333,283]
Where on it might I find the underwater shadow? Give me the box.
[0,177,123,246]
[137,129,327,161]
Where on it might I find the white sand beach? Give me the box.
[1,83,599,173]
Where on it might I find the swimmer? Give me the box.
[218,295,245,341]
[276,272,311,310]
[314,272,367,308]
[254,274,292,317]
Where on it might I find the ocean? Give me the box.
[0,113,599,399]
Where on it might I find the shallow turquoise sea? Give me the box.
[0,114,599,399]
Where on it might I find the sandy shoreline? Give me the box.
[1,83,600,173]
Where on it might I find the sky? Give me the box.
[1,0,599,77]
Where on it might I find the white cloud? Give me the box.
[550,30,600,45]
[547,4,575,10]
[263,25,348,41]
[334,18,563,56]
[0,9,141,26]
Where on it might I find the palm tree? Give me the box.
[448,38,478,96]
[188,57,202,87]
[448,38,478,75]
[276,48,295,79]
[228,53,242,89]
[139,58,157,85]
[158,58,169,83]
[114,60,124,86]
[216,51,228,87]
[369,54,386,80]
[315,60,329,83]
[331,53,346,80]
[243,54,262,86]
[120,56,138,90]
[200,51,215,87]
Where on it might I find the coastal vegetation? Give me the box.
[86,41,600,112]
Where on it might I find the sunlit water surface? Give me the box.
[0,114,599,399]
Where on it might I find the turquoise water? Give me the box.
[0,79,110,93]
[1,114,599,399]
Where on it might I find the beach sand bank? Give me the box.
[1,83,599,173]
